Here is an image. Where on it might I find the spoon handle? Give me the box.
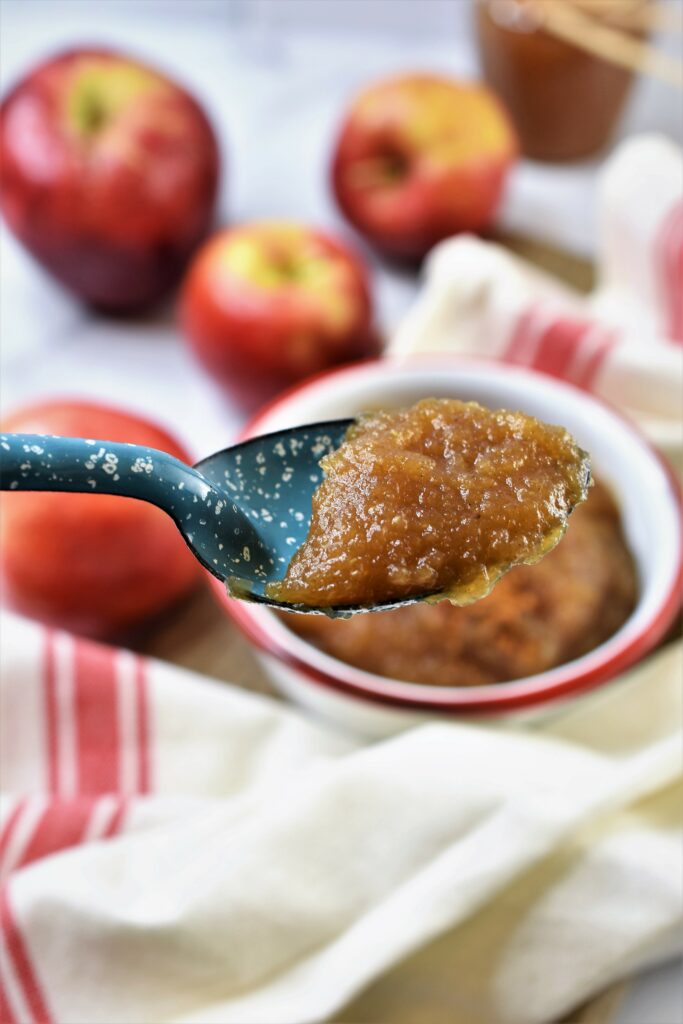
[0,433,213,512]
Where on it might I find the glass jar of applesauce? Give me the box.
[475,0,645,161]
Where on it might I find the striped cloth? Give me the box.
[655,199,683,344]
[500,307,620,390]
[390,135,683,463]
[1,612,681,1024]
[596,135,683,345]
[0,612,356,1024]
[1,630,150,884]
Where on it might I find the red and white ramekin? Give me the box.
[211,357,683,736]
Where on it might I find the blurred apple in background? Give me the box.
[0,400,201,638]
[180,221,380,408]
[0,48,219,312]
[332,73,518,262]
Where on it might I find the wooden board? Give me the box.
[130,237,625,1024]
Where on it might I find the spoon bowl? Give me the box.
[194,420,354,611]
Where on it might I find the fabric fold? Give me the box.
[1,612,681,1024]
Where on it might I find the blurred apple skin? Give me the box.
[0,400,201,638]
[331,74,518,262]
[0,48,220,312]
[180,221,381,409]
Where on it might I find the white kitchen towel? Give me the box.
[389,135,683,462]
[0,611,681,1024]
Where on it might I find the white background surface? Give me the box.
[0,2,681,1020]
[2,0,682,456]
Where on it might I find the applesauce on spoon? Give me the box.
[267,398,590,610]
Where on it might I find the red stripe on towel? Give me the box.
[0,887,53,1024]
[42,633,59,795]
[0,974,17,1024]
[102,798,128,838]
[656,200,683,343]
[2,797,129,878]
[502,305,541,364]
[573,327,617,389]
[0,804,24,863]
[531,316,593,379]
[16,802,91,872]
[134,657,151,794]
[73,640,120,795]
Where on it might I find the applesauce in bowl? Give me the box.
[215,359,682,735]
[279,479,636,687]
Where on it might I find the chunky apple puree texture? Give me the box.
[267,398,590,609]
[282,481,636,686]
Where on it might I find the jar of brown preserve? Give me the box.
[476,0,646,161]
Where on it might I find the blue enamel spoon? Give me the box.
[0,422,364,616]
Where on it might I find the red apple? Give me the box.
[0,48,219,312]
[180,221,380,408]
[0,400,201,637]
[331,74,518,261]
